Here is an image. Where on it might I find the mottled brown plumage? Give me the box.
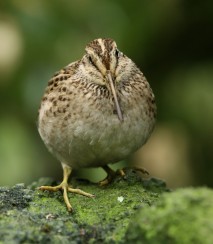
[38,38,156,212]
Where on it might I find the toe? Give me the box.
[68,187,95,198]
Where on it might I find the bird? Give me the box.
[37,38,156,212]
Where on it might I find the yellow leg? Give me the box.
[99,165,125,186]
[99,165,149,186]
[38,163,94,212]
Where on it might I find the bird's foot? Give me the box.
[38,182,94,212]
[99,166,125,186]
[123,166,149,176]
[38,163,94,212]
[99,165,149,186]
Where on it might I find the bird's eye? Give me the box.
[115,49,120,58]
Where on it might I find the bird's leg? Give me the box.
[99,165,149,186]
[99,165,115,186]
[38,162,94,212]
[99,165,125,186]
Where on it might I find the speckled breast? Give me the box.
[38,84,155,169]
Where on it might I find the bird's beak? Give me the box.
[106,71,123,122]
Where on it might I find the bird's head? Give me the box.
[84,38,124,121]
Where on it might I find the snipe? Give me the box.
[38,38,156,212]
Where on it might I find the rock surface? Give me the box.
[126,187,213,244]
[3,171,213,244]
[0,170,167,243]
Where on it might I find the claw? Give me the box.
[38,163,94,212]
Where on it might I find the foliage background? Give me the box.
[0,0,213,188]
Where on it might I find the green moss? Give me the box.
[7,176,213,243]
[126,187,213,244]
[0,170,167,243]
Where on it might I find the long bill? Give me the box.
[106,71,123,122]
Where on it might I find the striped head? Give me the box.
[84,38,124,121]
[85,38,122,79]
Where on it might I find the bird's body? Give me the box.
[38,38,156,211]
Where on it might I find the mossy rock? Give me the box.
[126,187,213,244]
[0,170,167,243]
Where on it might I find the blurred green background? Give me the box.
[0,0,213,188]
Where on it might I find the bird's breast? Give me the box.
[38,82,155,168]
